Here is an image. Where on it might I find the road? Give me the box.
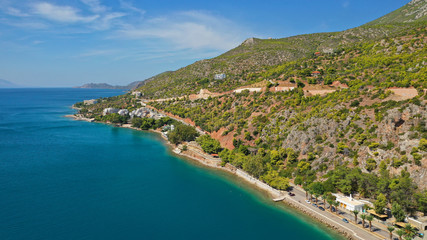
[284,185,401,240]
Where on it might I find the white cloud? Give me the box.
[32,2,99,23]
[117,11,243,51]
[81,0,108,13]
[119,0,145,15]
[78,49,117,57]
[32,40,44,45]
[6,7,30,17]
[91,12,127,30]
[0,18,49,29]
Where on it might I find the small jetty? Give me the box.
[273,196,286,202]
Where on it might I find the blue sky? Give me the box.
[0,0,410,87]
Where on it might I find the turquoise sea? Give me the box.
[0,88,340,240]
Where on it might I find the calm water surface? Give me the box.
[0,88,341,240]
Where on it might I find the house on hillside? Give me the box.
[312,71,321,77]
[274,86,295,92]
[314,52,321,56]
[214,74,226,80]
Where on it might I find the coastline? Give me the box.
[65,113,361,240]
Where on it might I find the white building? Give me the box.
[274,86,295,92]
[334,194,365,212]
[214,74,226,80]
[233,88,262,93]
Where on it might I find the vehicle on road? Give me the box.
[312,203,317,207]
[318,206,325,211]
[288,192,295,196]
[305,200,310,204]
[342,218,349,223]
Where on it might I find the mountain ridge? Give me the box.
[0,79,21,88]
[135,0,427,99]
[75,81,141,90]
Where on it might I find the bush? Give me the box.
[420,138,427,151]
[366,158,377,171]
[350,100,360,107]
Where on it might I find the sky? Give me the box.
[0,0,411,87]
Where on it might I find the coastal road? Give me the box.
[284,186,397,240]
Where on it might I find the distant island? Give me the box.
[74,81,141,90]
[0,79,21,88]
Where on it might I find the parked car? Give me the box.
[312,203,318,207]
[288,192,295,196]
[342,218,349,223]
[318,206,325,211]
[305,200,311,204]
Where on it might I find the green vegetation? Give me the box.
[131,117,173,130]
[196,135,222,154]
[168,124,199,144]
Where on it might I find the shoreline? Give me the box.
[65,113,364,240]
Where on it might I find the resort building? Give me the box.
[334,194,365,212]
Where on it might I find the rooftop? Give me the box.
[334,194,364,206]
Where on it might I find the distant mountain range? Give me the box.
[0,79,21,88]
[74,81,142,90]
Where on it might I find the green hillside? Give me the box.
[76,0,427,218]
[366,0,427,26]
[136,0,426,99]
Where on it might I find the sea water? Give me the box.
[0,88,341,240]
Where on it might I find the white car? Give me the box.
[305,200,311,204]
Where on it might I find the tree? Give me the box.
[366,215,374,232]
[415,190,427,214]
[327,199,334,212]
[404,223,416,238]
[168,124,199,144]
[261,170,290,190]
[374,193,387,214]
[303,186,309,200]
[353,210,359,224]
[392,202,406,222]
[387,226,394,240]
[396,229,405,240]
[333,201,339,215]
[196,135,222,154]
[243,155,265,178]
[238,145,250,155]
[314,193,319,204]
[360,214,367,228]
